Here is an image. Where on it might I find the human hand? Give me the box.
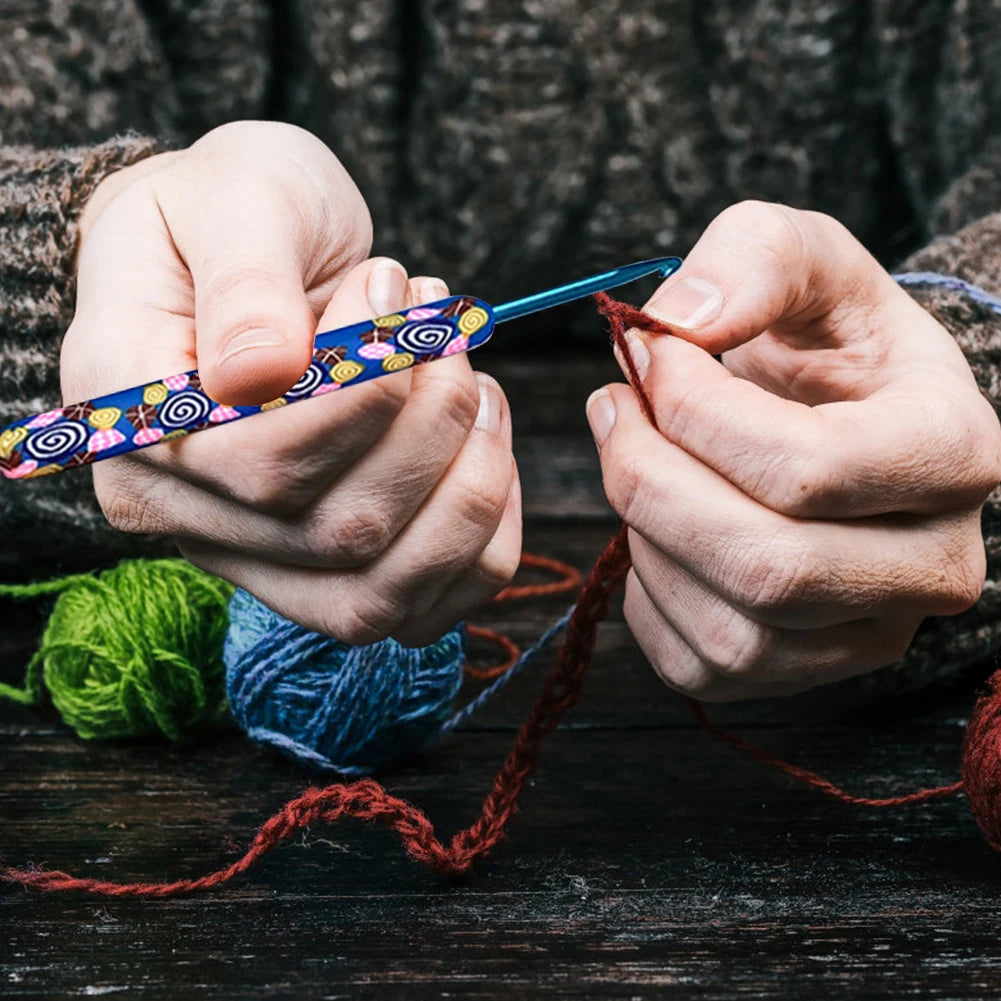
[62,121,521,646]
[586,201,1001,701]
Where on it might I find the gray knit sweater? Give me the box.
[2,0,1001,689]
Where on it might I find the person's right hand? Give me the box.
[60,120,522,647]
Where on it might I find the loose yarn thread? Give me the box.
[7,279,1001,895]
[892,272,1001,317]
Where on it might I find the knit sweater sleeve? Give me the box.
[0,137,168,574]
[0,1,274,576]
[860,206,1001,696]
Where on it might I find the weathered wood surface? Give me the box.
[2,354,1000,1000]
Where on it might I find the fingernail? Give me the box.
[647,276,724,329]
[368,260,408,315]
[475,376,502,434]
[418,277,449,303]
[622,329,650,381]
[586,388,616,445]
[219,327,286,366]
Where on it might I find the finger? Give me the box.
[587,382,987,626]
[392,457,523,648]
[175,374,514,644]
[356,373,516,629]
[640,200,912,356]
[622,569,900,702]
[622,569,768,702]
[627,530,921,687]
[616,329,1001,517]
[131,259,422,514]
[97,353,486,572]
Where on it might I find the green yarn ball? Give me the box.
[3,559,233,741]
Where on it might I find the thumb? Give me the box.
[189,243,318,407]
[642,200,901,355]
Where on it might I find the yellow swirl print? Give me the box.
[382,352,415,373]
[260,398,288,411]
[0,426,28,459]
[458,307,489,335]
[331,360,365,383]
[24,463,61,479]
[373,314,406,328]
[88,407,122,430]
[143,383,169,406]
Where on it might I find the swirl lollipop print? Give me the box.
[393,318,456,355]
[0,258,681,478]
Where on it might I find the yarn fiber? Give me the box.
[0,559,233,740]
[962,670,1001,851]
[224,588,465,776]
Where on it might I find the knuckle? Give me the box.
[726,534,819,614]
[605,452,650,526]
[696,609,774,679]
[452,465,510,535]
[463,534,521,604]
[225,460,300,515]
[477,541,521,595]
[969,396,1001,497]
[751,447,838,519]
[331,591,405,647]
[717,200,808,263]
[199,262,285,304]
[96,470,164,536]
[434,370,482,437]
[309,507,396,566]
[940,537,988,613]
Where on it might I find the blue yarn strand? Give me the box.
[440,603,576,735]
[892,272,1001,316]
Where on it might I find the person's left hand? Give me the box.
[586,200,1001,701]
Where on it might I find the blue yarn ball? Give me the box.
[223,589,465,776]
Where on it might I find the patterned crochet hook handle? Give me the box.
[0,295,494,480]
[0,256,682,480]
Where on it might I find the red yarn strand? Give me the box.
[687,701,963,807]
[464,551,582,679]
[464,625,520,680]
[2,294,971,897]
[4,527,631,896]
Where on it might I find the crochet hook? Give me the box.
[0,256,681,479]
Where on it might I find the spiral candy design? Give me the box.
[331,360,365,383]
[458,307,489,335]
[373,313,407,328]
[159,391,212,429]
[24,421,89,461]
[382,352,415,372]
[394,319,455,355]
[88,407,122,430]
[2,293,495,477]
[0,426,28,458]
[285,363,325,399]
[143,383,169,406]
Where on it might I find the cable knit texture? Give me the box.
[2,0,1001,691]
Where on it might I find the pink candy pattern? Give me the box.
[358,342,395,360]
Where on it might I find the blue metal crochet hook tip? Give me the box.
[492,256,682,325]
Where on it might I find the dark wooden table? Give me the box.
[3,353,1000,1000]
